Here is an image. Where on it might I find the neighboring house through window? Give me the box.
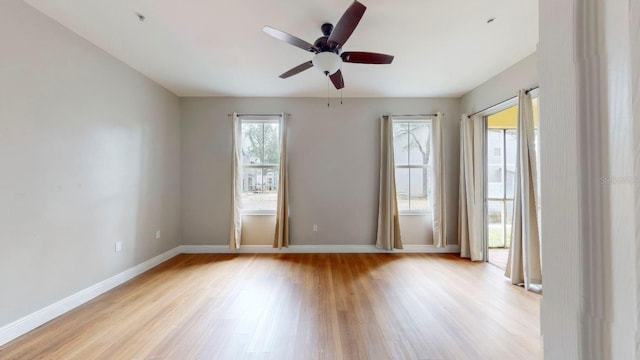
[392,118,433,213]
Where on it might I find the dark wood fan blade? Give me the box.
[279,61,314,79]
[263,26,318,53]
[329,70,344,89]
[327,1,366,49]
[341,51,394,64]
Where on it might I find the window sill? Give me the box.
[242,212,276,216]
[399,212,432,216]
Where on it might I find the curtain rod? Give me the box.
[467,86,539,118]
[227,113,290,117]
[525,86,539,94]
[389,113,441,117]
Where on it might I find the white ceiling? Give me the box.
[23,0,538,98]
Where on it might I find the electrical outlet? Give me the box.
[155,230,161,239]
[313,224,318,232]
[115,241,122,252]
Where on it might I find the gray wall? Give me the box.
[460,52,538,114]
[0,0,181,327]
[180,97,461,246]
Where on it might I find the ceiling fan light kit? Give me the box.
[312,52,342,75]
[262,0,394,91]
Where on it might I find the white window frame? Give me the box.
[239,115,281,215]
[392,117,433,215]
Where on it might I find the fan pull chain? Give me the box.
[327,76,330,107]
[341,89,343,104]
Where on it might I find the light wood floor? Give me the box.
[0,254,541,359]
[488,248,510,270]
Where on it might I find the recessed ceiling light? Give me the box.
[135,12,146,22]
[487,17,496,24]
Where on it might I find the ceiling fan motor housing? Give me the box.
[314,23,341,53]
[321,23,333,36]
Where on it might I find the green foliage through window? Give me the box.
[242,123,280,165]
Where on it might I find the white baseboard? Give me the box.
[179,244,460,254]
[0,243,459,347]
[398,245,461,253]
[179,244,276,253]
[0,246,181,347]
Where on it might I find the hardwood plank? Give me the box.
[0,254,541,359]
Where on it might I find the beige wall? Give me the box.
[460,52,538,115]
[240,214,433,246]
[180,97,461,247]
[0,0,181,327]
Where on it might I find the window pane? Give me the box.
[408,123,432,166]
[505,129,517,199]
[395,168,410,211]
[487,130,504,198]
[533,97,541,212]
[487,200,504,248]
[393,122,409,165]
[241,122,280,165]
[505,200,514,248]
[242,167,259,193]
[263,123,280,165]
[505,167,516,199]
[242,123,264,165]
[410,167,429,212]
[241,167,278,211]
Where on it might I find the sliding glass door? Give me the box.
[485,105,518,269]
[487,129,516,249]
[485,97,539,269]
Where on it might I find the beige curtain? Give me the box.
[458,115,485,261]
[229,112,243,250]
[505,91,542,291]
[431,112,447,247]
[376,115,403,250]
[273,113,289,249]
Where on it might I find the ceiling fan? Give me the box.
[262,1,394,90]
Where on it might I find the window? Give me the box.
[392,119,433,213]
[240,116,281,213]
